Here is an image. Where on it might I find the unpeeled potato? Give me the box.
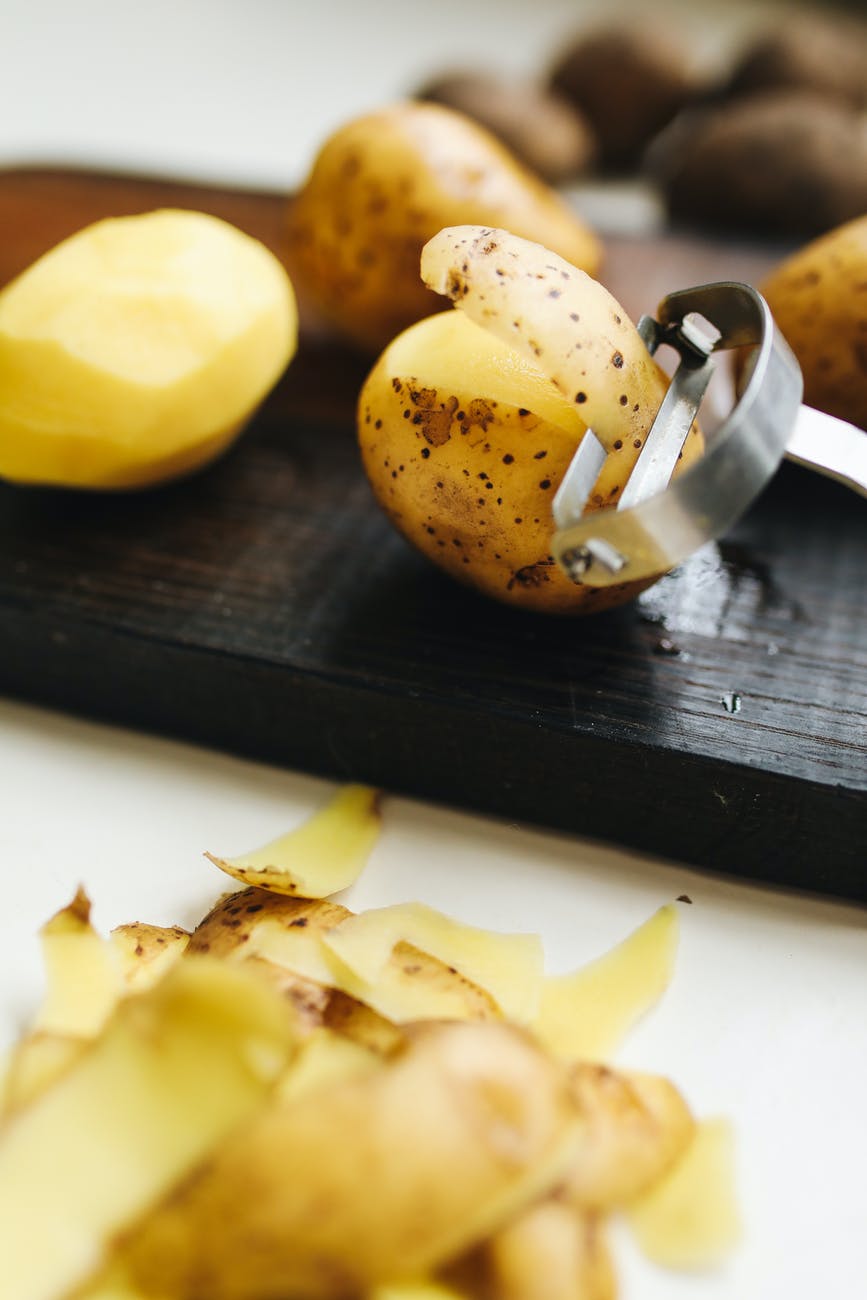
[0,210,297,489]
[358,227,702,613]
[286,102,600,353]
[759,215,867,431]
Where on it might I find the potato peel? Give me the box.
[35,887,123,1039]
[109,923,190,991]
[206,785,381,898]
[0,959,295,1300]
[420,225,670,454]
[321,901,544,1023]
[533,904,679,1061]
[626,1118,740,1269]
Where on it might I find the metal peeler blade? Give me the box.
[551,281,867,588]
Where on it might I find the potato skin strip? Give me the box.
[0,960,294,1300]
[206,785,381,898]
[626,1118,740,1269]
[322,901,544,1023]
[420,226,670,454]
[533,905,679,1061]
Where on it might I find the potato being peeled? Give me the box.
[286,102,600,353]
[0,210,297,489]
[359,229,702,613]
[759,216,867,431]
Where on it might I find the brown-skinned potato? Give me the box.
[286,103,600,353]
[358,228,702,613]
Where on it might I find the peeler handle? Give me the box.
[786,406,867,499]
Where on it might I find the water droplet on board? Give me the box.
[720,692,741,714]
[653,637,687,658]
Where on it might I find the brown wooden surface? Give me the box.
[0,167,865,900]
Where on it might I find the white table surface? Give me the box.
[1,2,865,1298]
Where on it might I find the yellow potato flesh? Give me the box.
[322,901,544,1023]
[0,209,296,488]
[626,1118,740,1269]
[286,101,600,352]
[534,904,679,1061]
[0,1033,86,1119]
[207,784,382,898]
[274,1026,381,1105]
[34,889,121,1039]
[0,958,294,1300]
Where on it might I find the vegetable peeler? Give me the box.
[551,281,867,587]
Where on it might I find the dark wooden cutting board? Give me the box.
[0,168,865,901]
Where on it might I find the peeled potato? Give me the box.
[0,209,297,488]
[286,102,600,352]
[760,215,867,430]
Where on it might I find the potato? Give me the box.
[359,228,701,613]
[34,887,121,1038]
[0,958,295,1300]
[285,102,600,353]
[659,92,867,238]
[121,1022,582,1300]
[726,13,867,112]
[416,72,596,184]
[549,26,700,169]
[758,216,867,431]
[206,783,381,897]
[0,210,296,488]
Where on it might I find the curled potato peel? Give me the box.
[420,226,670,453]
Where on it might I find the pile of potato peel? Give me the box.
[0,786,738,1300]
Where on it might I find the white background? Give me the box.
[1,3,865,1299]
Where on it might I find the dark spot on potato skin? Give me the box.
[507,559,556,590]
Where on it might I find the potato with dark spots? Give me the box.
[759,216,867,431]
[416,71,596,184]
[285,102,600,353]
[359,229,702,613]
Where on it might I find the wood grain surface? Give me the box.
[0,168,864,900]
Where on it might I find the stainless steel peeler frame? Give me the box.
[551,282,867,588]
